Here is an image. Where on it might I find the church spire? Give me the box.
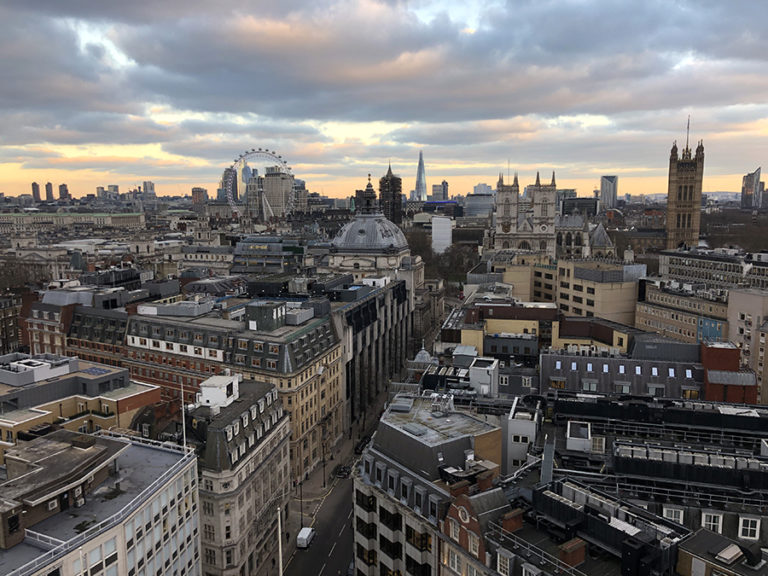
[551,171,556,187]
[535,172,540,186]
[513,172,519,186]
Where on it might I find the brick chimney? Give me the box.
[559,538,586,567]
[449,480,471,497]
[501,508,523,533]
[476,470,494,492]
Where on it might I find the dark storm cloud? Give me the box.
[1,0,767,192]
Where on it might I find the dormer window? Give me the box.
[233,422,240,436]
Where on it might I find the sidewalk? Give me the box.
[281,389,388,568]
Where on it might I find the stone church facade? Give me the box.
[494,172,557,257]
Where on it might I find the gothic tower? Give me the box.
[494,172,519,250]
[666,126,704,250]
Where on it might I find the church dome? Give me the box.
[331,212,408,253]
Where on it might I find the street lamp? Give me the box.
[299,481,303,528]
[322,440,326,488]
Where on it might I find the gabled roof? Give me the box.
[589,222,614,248]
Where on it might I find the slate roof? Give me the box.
[468,488,511,534]
[707,370,756,387]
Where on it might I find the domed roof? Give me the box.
[331,212,409,253]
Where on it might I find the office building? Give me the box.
[142,180,155,197]
[353,393,501,576]
[379,165,403,224]
[539,335,756,402]
[0,429,199,576]
[124,299,343,481]
[431,216,452,254]
[635,281,728,344]
[660,248,768,292]
[0,294,21,355]
[188,374,290,576]
[553,395,768,545]
[262,167,294,219]
[727,288,768,401]
[473,183,492,195]
[30,182,41,203]
[555,259,646,325]
[67,306,129,367]
[742,167,763,210]
[666,135,704,249]
[191,187,208,205]
[600,175,618,210]
[561,196,599,217]
[414,151,427,201]
[431,180,448,201]
[463,194,494,218]
[0,353,161,462]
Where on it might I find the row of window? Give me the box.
[696,511,761,540]
[553,360,694,378]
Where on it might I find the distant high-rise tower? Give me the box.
[742,167,762,210]
[44,182,54,202]
[31,182,41,203]
[379,164,403,224]
[600,175,618,210]
[58,183,69,200]
[220,167,238,201]
[414,150,427,201]
[666,124,704,250]
[191,187,208,205]
[431,180,449,201]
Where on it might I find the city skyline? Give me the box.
[1,1,767,199]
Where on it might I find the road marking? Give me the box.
[347,509,353,520]
[319,563,326,575]
[328,542,336,557]
[338,524,346,537]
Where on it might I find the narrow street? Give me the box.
[284,463,355,576]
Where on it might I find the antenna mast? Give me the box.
[686,115,690,150]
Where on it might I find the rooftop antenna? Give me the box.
[686,115,690,150]
[507,158,510,182]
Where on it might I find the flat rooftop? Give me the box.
[0,358,125,395]
[0,435,188,576]
[383,393,497,447]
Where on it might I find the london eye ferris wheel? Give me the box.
[222,148,293,220]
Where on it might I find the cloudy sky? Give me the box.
[1,0,766,199]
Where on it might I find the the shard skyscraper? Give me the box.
[415,150,427,201]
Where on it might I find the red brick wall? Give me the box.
[443,494,486,564]
[701,343,740,371]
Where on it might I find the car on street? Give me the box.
[354,435,371,455]
[334,464,351,478]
